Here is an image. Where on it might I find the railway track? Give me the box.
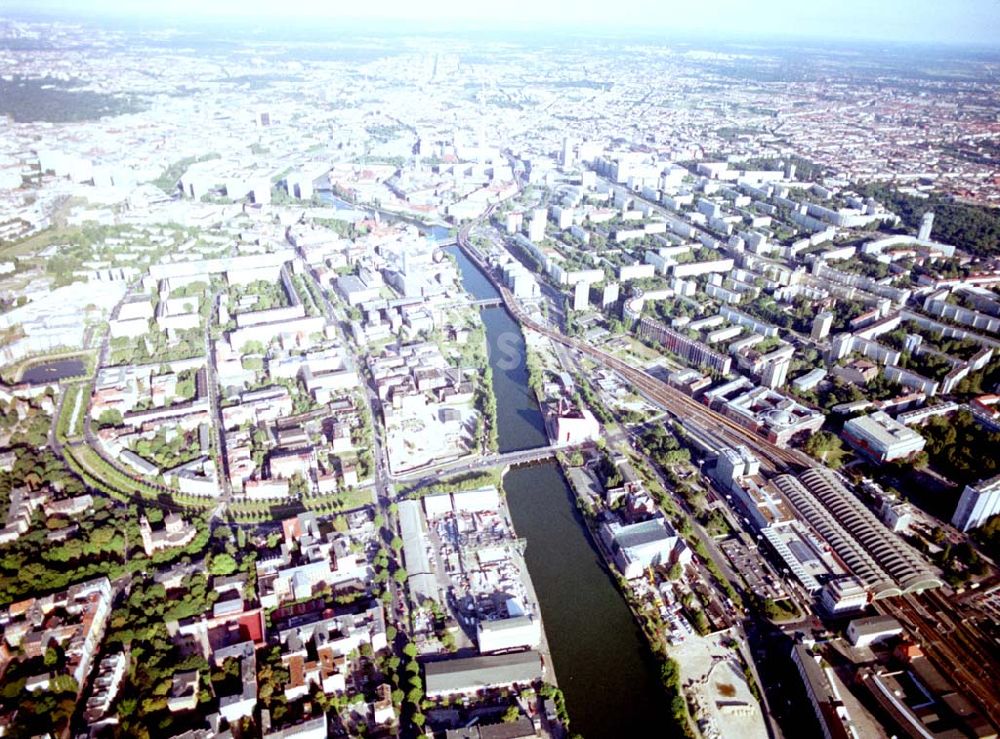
[463,198,1000,728]
[876,592,1000,727]
[458,223,811,475]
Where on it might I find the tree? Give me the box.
[43,646,60,667]
[208,553,238,576]
[502,705,521,723]
[803,431,845,468]
[240,340,266,355]
[96,409,123,429]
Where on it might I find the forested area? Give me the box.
[921,410,1000,486]
[0,76,146,123]
[856,183,1000,258]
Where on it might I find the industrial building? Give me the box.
[476,615,542,654]
[599,516,690,579]
[774,469,941,598]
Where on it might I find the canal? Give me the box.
[448,245,671,738]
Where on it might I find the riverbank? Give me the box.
[555,450,768,739]
[440,242,561,691]
[450,241,676,738]
[496,497,558,692]
[504,462,673,738]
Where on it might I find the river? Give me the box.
[315,190,359,211]
[316,191,453,243]
[447,245,671,738]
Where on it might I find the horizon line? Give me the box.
[2,8,999,51]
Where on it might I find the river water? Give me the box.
[447,245,671,738]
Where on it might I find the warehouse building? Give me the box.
[424,651,544,698]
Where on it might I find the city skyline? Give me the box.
[5,0,1000,47]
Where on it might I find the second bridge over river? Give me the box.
[389,442,588,490]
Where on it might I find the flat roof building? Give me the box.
[477,616,542,654]
[638,317,732,375]
[842,411,925,463]
[397,499,437,604]
[820,576,869,616]
[718,386,824,448]
[120,449,159,476]
[846,615,903,647]
[791,644,859,739]
[730,478,796,530]
[792,368,827,393]
[760,521,845,594]
[714,446,761,488]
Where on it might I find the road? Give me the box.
[876,589,1000,727]
[300,261,394,508]
[389,442,586,489]
[203,287,233,521]
[294,240,408,631]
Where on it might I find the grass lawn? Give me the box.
[813,446,852,469]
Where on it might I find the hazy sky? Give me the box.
[8,0,1000,46]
